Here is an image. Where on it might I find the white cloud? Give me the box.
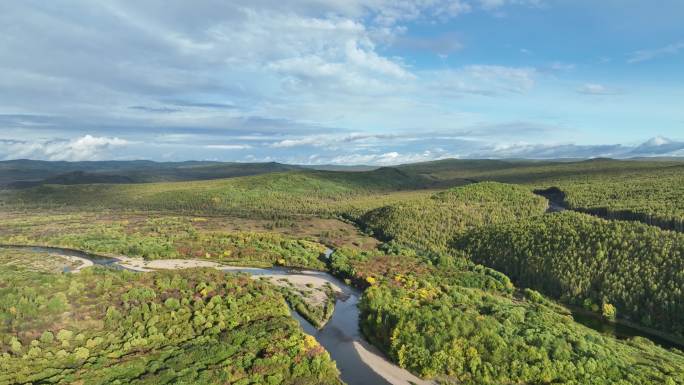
[204,144,252,150]
[270,136,328,148]
[1,135,129,161]
[469,136,684,159]
[577,83,623,95]
[269,133,400,149]
[344,40,412,79]
[628,41,684,63]
[328,150,455,165]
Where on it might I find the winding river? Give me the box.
[1,245,429,385]
[7,244,682,384]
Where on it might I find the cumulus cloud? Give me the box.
[474,142,627,159]
[0,135,129,161]
[258,135,684,165]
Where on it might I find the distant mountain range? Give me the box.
[1,153,683,188]
[0,160,293,187]
[0,159,382,188]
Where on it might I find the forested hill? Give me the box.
[456,211,684,338]
[360,182,548,253]
[0,167,434,218]
[394,157,684,185]
[3,158,684,228]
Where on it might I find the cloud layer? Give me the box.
[1,135,128,161]
[3,135,683,165]
[1,1,682,164]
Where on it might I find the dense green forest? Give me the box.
[396,159,684,231]
[327,244,684,384]
[360,271,684,385]
[455,211,684,338]
[360,182,548,253]
[547,165,684,231]
[395,158,682,185]
[0,253,341,384]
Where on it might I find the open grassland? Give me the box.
[0,213,337,269]
[0,257,341,385]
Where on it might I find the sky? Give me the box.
[1,0,683,164]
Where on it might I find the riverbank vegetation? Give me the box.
[0,256,341,384]
[0,214,330,269]
[359,269,684,384]
[327,244,684,384]
[278,282,336,329]
[0,247,81,273]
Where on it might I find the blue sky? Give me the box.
[1,0,683,164]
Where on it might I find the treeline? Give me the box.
[359,182,548,253]
[455,211,684,337]
[0,264,341,384]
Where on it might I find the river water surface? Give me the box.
[2,245,414,385]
